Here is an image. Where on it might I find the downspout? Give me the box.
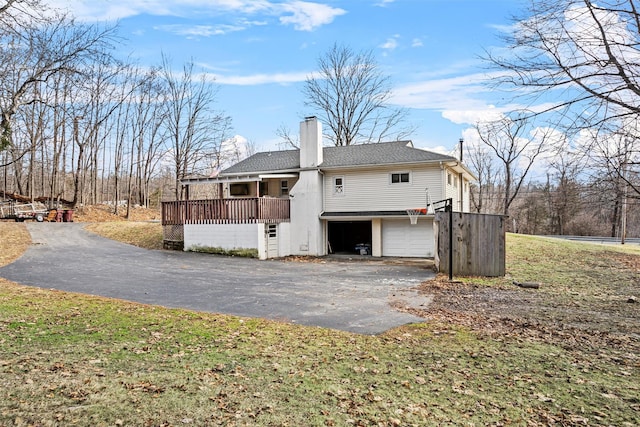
[318,169,325,215]
[440,162,445,199]
[318,169,327,255]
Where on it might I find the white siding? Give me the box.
[463,178,471,212]
[323,165,445,212]
[277,223,292,257]
[444,170,458,205]
[444,168,473,213]
[382,219,434,258]
[184,223,259,251]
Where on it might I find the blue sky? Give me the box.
[48,0,522,154]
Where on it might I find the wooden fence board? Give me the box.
[435,212,506,277]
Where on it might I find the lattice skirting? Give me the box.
[163,225,184,250]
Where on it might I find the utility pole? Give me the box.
[621,161,628,245]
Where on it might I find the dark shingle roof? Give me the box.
[322,141,455,167]
[221,141,456,175]
[222,150,299,174]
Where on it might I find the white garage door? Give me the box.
[382,219,434,258]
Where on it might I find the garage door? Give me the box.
[382,219,434,258]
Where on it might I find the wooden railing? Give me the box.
[162,198,290,225]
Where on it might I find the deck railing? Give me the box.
[162,197,290,225]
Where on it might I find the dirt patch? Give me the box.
[398,271,640,359]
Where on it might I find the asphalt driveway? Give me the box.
[0,223,433,334]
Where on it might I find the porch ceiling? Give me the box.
[181,173,298,186]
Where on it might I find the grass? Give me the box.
[1,222,639,426]
[84,221,164,250]
[188,245,259,258]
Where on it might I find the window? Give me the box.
[229,183,249,196]
[447,172,452,186]
[259,181,269,196]
[390,172,410,184]
[333,176,344,195]
[280,180,289,196]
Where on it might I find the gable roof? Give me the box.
[322,141,456,168]
[221,141,458,175]
[222,149,300,175]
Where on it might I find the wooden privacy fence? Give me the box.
[162,197,290,225]
[434,212,506,277]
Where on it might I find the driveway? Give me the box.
[0,223,433,334]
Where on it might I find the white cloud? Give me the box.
[155,24,246,37]
[278,1,346,31]
[418,145,453,156]
[391,71,498,111]
[443,107,506,125]
[44,0,345,31]
[390,68,563,127]
[210,71,309,85]
[379,36,399,51]
[411,38,423,48]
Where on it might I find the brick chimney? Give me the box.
[299,116,322,168]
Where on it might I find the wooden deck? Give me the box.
[162,198,290,225]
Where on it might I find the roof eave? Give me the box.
[219,168,301,177]
[319,159,455,170]
[181,169,300,186]
[444,161,478,182]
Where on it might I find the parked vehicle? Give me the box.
[0,201,48,222]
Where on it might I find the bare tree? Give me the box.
[303,43,412,146]
[0,8,117,152]
[69,55,126,208]
[275,124,299,149]
[485,0,640,195]
[580,126,639,236]
[465,142,498,213]
[474,112,551,216]
[127,68,166,210]
[545,137,584,235]
[0,1,45,34]
[160,55,232,200]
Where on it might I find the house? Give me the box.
[166,117,475,259]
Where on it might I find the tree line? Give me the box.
[466,0,640,239]
[0,0,243,214]
[1,0,638,238]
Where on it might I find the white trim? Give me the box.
[258,173,298,179]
